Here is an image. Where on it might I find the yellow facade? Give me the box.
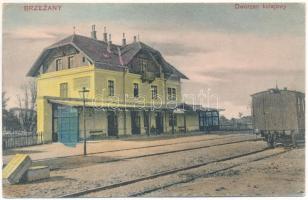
[30,32,219,143]
[36,64,191,142]
[94,68,182,106]
[37,65,96,99]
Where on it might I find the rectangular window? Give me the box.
[56,59,62,71]
[151,85,158,99]
[108,80,115,96]
[82,56,86,63]
[168,88,172,100]
[68,56,74,69]
[60,83,68,98]
[168,113,177,126]
[133,83,139,97]
[168,88,176,100]
[172,88,176,100]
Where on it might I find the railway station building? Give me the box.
[27,26,220,143]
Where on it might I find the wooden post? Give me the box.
[172,111,175,134]
[13,135,15,148]
[123,109,127,136]
[115,110,119,138]
[164,110,167,133]
[184,112,187,133]
[148,110,151,135]
[123,67,127,136]
[217,111,220,131]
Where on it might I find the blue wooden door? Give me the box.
[57,106,79,147]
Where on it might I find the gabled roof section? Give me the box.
[251,88,305,97]
[27,34,188,79]
[47,34,75,49]
[120,42,188,79]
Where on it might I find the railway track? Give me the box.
[59,144,286,198]
[37,137,262,171]
[130,149,292,197]
[34,134,248,162]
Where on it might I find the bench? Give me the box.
[178,126,186,132]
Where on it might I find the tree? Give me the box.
[2,91,9,112]
[238,112,243,118]
[2,92,9,130]
[5,112,21,132]
[2,91,21,132]
[219,115,230,125]
[16,80,37,132]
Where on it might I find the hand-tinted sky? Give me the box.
[2,3,305,118]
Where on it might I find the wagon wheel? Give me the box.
[267,135,273,148]
[291,132,297,148]
[267,133,276,148]
[272,134,276,148]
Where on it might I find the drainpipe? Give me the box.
[184,111,187,133]
[123,67,127,135]
[164,78,168,133]
[118,46,127,136]
[172,112,175,134]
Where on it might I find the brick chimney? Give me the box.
[108,34,112,45]
[91,25,97,39]
[103,26,108,42]
[107,34,112,52]
[122,33,126,46]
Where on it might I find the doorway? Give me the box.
[107,111,118,136]
[131,111,141,135]
[155,112,164,134]
[57,106,79,146]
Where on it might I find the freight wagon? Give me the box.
[251,87,305,147]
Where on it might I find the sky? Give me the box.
[2,3,305,118]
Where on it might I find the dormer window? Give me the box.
[138,58,149,73]
[68,56,74,69]
[56,59,62,71]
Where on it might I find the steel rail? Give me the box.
[34,134,252,162]
[130,149,292,197]
[42,138,262,171]
[59,143,272,198]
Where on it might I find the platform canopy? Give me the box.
[47,98,223,112]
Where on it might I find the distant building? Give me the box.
[27,25,220,143]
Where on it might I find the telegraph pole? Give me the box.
[79,87,90,156]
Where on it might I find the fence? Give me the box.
[2,132,43,150]
[219,123,253,132]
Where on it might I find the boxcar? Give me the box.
[251,87,305,147]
